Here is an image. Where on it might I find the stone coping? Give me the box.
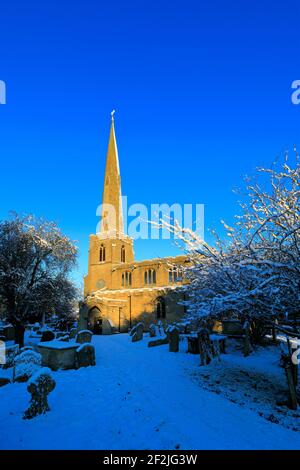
[38,341,80,350]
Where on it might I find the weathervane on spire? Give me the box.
[111,109,116,121]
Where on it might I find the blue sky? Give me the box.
[0,0,299,285]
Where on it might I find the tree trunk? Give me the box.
[14,324,25,347]
[285,362,298,410]
[243,320,251,356]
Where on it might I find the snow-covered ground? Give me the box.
[0,334,299,450]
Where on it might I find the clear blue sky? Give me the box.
[0,0,299,285]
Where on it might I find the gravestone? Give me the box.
[132,332,140,342]
[1,325,15,341]
[3,344,19,369]
[23,367,56,420]
[169,327,180,352]
[14,350,42,382]
[130,325,137,336]
[76,330,93,344]
[148,336,169,347]
[75,344,96,368]
[131,323,143,342]
[130,322,144,337]
[157,320,165,337]
[41,330,55,342]
[38,342,78,371]
[149,324,157,337]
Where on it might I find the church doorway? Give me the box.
[88,307,113,335]
[88,307,102,335]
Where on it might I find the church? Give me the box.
[80,113,187,334]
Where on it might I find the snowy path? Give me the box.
[0,334,299,449]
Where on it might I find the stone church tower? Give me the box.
[81,113,187,334]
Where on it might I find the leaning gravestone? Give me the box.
[169,326,180,353]
[75,343,96,368]
[157,320,165,336]
[23,367,56,420]
[131,322,143,342]
[14,350,42,383]
[130,322,144,336]
[130,325,137,337]
[76,330,93,344]
[41,330,55,342]
[149,324,157,338]
[132,332,140,343]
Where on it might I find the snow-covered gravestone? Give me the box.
[131,322,144,342]
[168,326,180,353]
[149,324,157,337]
[14,350,42,383]
[76,330,93,344]
[129,325,137,337]
[23,367,56,420]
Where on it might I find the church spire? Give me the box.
[100,111,124,237]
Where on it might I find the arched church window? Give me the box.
[157,297,166,319]
[121,245,126,263]
[99,244,106,262]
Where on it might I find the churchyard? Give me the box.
[0,319,300,450]
[0,158,299,450]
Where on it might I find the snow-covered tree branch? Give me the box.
[0,214,78,345]
[157,152,300,342]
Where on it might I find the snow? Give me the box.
[14,350,42,381]
[0,334,299,450]
[28,367,53,386]
[38,341,79,350]
[76,342,94,353]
